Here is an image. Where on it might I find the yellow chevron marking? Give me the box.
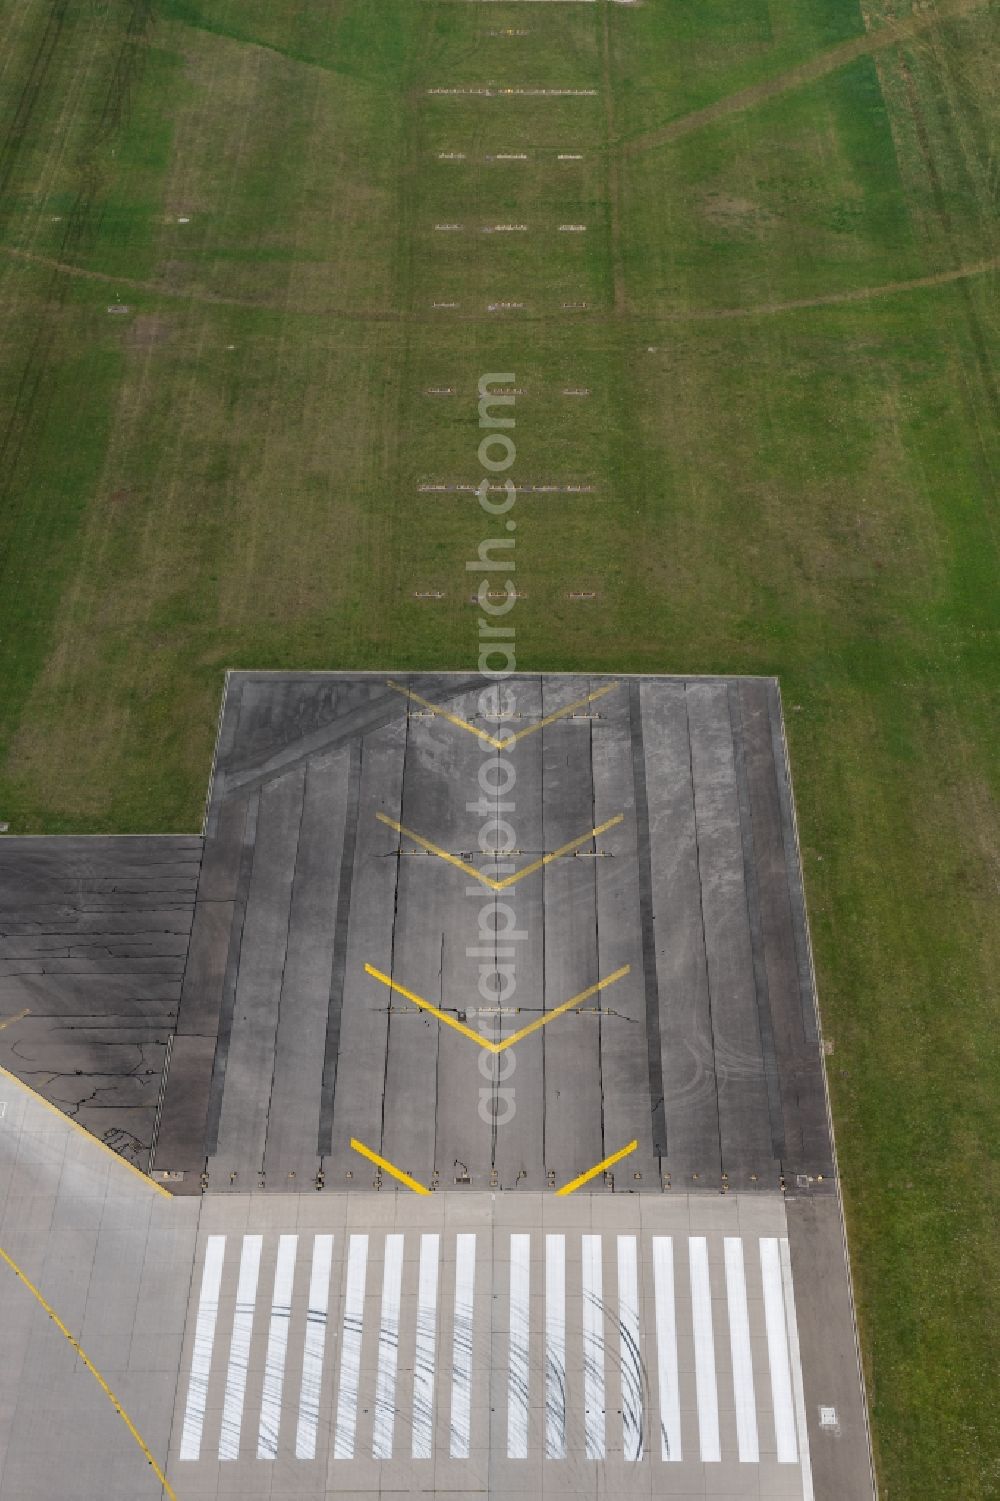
[386,678,619,749]
[365,961,630,1054]
[349,1137,431,1194]
[556,1139,639,1196]
[377,811,623,891]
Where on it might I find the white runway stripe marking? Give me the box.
[724,1236,759,1462]
[373,1234,405,1459]
[780,1236,814,1496]
[179,1234,226,1461]
[507,1233,531,1458]
[545,1234,567,1458]
[412,1233,440,1459]
[295,1234,334,1461]
[761,1237,798,1463]
[219,1234,263,1460]
[450,1232,476,1458]
[176,1226,811,1471]
[689,1236,721,1462]
[258,1234,298,1459]
[652,1236,681,1461]
[617,1235,643,1461]
[582,1233,605,1460]
[334,1234,369,1459]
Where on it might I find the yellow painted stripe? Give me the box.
[0,1063,172,1201]
[493,813,623,891]
[0,1243,178,1499]
[377,811,624,892]
[555,1139,639,1197]
[350,1137,431,1195]
[0,1007,29,1031]
[385,678,620,750]
[387,679,503,747]
[365,962,630,1054]
[497,965,630,1049]
[377,813,494,887]
[500,680,619,749]
[365,964,494,1050]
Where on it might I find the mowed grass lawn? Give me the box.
[0,0,997,1492]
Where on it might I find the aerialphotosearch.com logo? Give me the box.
[467,373,521,1129]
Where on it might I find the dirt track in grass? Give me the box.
[620,0,988,158]
[6,242,997,324]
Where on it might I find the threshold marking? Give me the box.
[376,810,623,890]
[295,1234,334,1460]
[761,1237,799,1462]
[450,1233,476,1457]
[180,1234,225,1460]
[545,1234,567,1457]
[412,1233,441,1458]
[0,1243,178,1499]
[725,1235,760,1462]
[175,1230,809,1468]
[350,1136,432,1194]
[618,1234,644,1461]
[386,677,618,748]
[781,1236,816,1498]
[373,1234,405,1458]
[334,1235,368,1457]
[365,962,629,1053]
[508,1233,531,1457]
[690,1236,721,1461]
[555,1138,638,1196]
[652,1237,682,1459]
[219,1234,262,1459]
[582,1234,605,1457]
[258,1233,298,1460]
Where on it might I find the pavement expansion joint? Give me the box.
[377,810,623,889]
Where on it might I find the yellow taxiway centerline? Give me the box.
[386,678,619,750]
[0,1243,178,1498]
[350,1136,431,1194]
[555,1139,639,1197]
[365,962,630,1054]
[0,1008,29,1032]
[377,811,624,892]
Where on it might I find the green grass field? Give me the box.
[0,0,997,1492]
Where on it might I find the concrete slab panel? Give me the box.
[0,673,870,1500]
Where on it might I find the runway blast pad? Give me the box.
[0,672,875,1501]
[150,672,834,1198]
